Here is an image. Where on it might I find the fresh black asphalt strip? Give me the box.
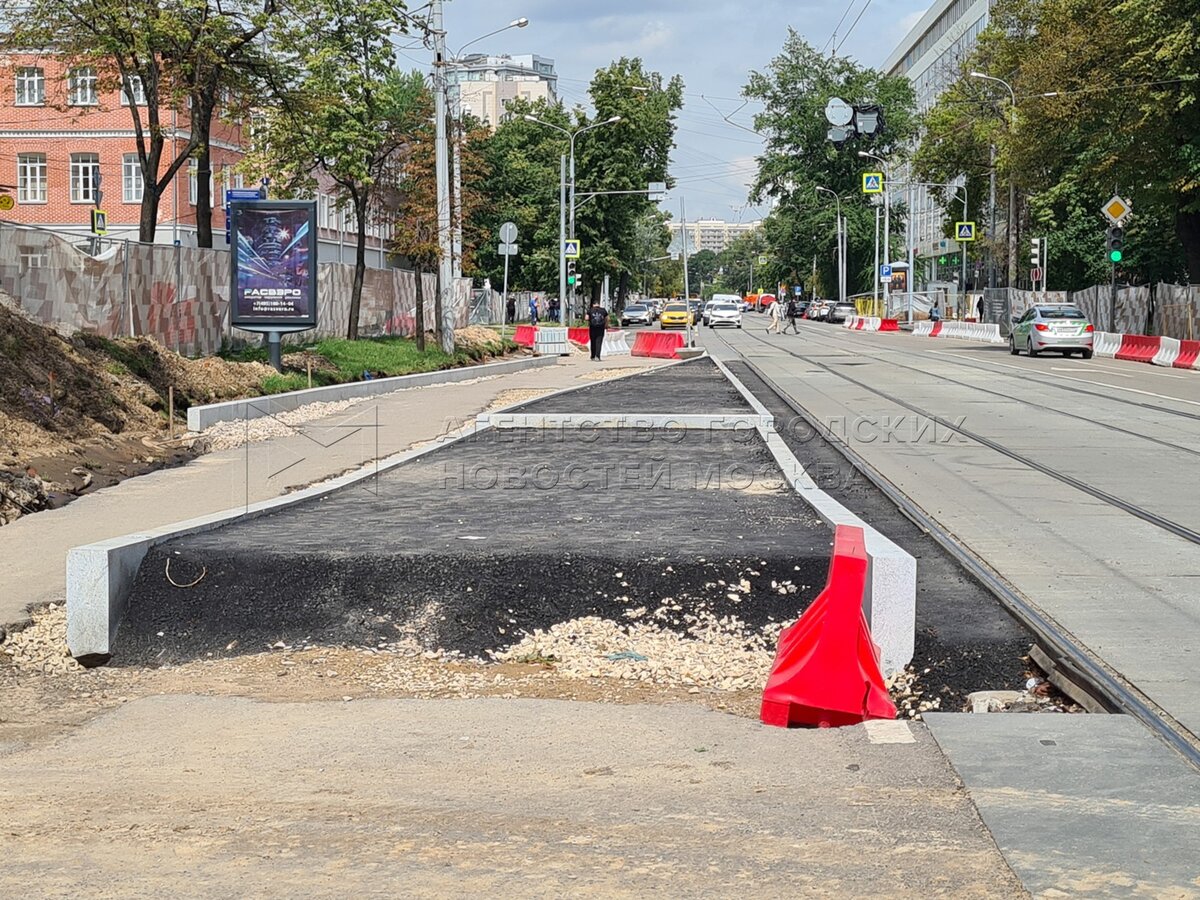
[115,361,832,665]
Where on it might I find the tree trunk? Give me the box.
[590,281,601,307]
[414,264,426,351]
[348,194,368,340]
[434,266,444,348]
[139,185,162,244]
[194,107,215,249]
[617,271,629,310]
[196,131,213,250]
[1178,208,1200,284]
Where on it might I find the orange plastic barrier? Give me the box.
[760,524,897,728]
[630,331,684,359]
[1115,334,1161,363]
[568,327,591,346]
[879,319,899,332]
[513,325,536,347]
[929,320,943,337]
[1175,340,1200,369]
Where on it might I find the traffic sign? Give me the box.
[498,243,518,256]
[824,97,853,127]
[564,239,581,259]
[955,221,977,241]
[880,263,892,279]
[648,181,667,202]
[862,173,883,194]
[90,209,108,235]
[499,221,518,244]
[227,187,265,204]
[0,195,13,211]
[1102,195,1131,225]
[1031,267,1043,282]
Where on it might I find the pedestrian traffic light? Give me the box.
[1030,237,1042,267]
[567,260,577,286]
[1106,227,1124,264]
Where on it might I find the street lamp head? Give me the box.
[969,71,985,79]
[510,17,529,27]
[523,114,537,122]
[607,115,622,124]
[856,151,870,158]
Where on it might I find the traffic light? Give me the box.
[1030,237,1042,267]
[567,260,577,286]
[1106,227,1124,264]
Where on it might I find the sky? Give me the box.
[439,0,933,223]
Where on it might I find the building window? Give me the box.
[17,153,47,204]
[14,67,45,106]
[122,153,143,203]
[67,67,98,106]
[188,159,197,205]
[318,193,330,228]
[18,247,47,271]
[70,153,99,203]
[121,75,146,106]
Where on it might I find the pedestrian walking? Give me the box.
[930,301,941,323]
[587,299,608,361]
[766,298,782,334]
[529,296,539,325]
[506,296,516,324]
[783,297,800,334]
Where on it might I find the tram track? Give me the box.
[708,328,1200,771]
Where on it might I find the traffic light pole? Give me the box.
[559,154,566,321]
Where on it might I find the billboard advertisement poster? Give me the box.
[230,200,318,330]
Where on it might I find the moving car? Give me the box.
[1010,304,1095,358]
[701,299,717,325]
[620,303,652,326]
[708,302,742,328]
[660,302,694,329]
[827,301,856,324]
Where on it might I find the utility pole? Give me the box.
[431,0,454,352]
[988,144,997,290]
[681,197,692,346]
[558,155,566,318]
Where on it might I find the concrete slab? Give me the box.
[186,356,557,431]
[925,713,1200,897]
[0,695,1026,897]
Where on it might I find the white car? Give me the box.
[708,302,742,328]
[701,300,717,324]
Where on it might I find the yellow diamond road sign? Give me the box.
[1102,195,1131,225]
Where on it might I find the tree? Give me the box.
[247,0,413,338]
[744,31,918,299]
[688,249,720,287]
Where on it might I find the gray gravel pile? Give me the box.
[2,605,84,675]
[0,469,48,525]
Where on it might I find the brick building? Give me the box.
[0,55,390,265]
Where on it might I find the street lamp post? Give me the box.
[524,113,622,322]
[431,0,454,352]
[970,71,1017,289]
[447,18,529,279]
[816,186,844,305]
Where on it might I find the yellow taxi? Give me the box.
[659,302,694,329]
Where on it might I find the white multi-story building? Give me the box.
[668,218,760,256]
[447,53,557,130]
[884,0,992,283]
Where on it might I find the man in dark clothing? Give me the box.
[783,297,801,334]
[587,299,608,361]
[506,296,516,324]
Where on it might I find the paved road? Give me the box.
[706,320,1200,746]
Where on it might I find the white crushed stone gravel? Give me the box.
[2,605,84,676]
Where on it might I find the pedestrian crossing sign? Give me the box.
[956,221,976,241]
[564,239,581,259]
[862,172,884,194]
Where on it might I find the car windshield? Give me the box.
[625,305,646,312]
[1039,307,1087,319]
[665,304,687,312]
[714,304,737,311]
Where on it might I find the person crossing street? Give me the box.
[766,298,782,334]
[783,296,801,334]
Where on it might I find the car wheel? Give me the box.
[737,324,742,329]
[1027,338,1039,358]
[1009,336,1019,355]
[1082,349,1094,359]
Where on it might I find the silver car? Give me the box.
[708,302,742,328]
[621,303,652,326]
[1010,304,1095,358]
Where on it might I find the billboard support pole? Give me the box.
[268,330,283,372]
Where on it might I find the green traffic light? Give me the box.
[1109,250,1123,263]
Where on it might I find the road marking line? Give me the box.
[863,720,916,744]
[924,351,1200,408]
[1050,367,1131,377]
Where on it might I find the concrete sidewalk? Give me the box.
[0,354,660,627]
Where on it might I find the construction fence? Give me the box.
[982,283,1199,339]
[0,222,473,356]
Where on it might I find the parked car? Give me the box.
[809,301,830,320]
[708,302,743,329]
[701,299,717,325]
[794,300,811,318]
[1010,304,1095,358]
[827,301,856,324]
[621,303,652,326]
[660,303,694,329]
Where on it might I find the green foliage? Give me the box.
[743,31,918,296]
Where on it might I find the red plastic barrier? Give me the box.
[650,331,685,358]
[630,331,655,358]
[568,327,591,346]
[929,320,943,337]
[854,319,866,330]
[513,325,536,347]
[1173,340,1200,369]
[760,525,897,729]
[879,319,899,332]
[1115,334,1161,363]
